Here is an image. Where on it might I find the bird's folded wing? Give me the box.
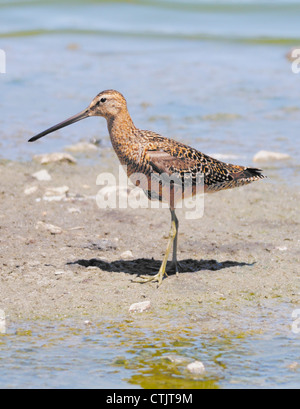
[146,150,198,175]
[145,149,203,188]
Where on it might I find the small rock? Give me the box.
[84,320,93,326]
[36,221,63,235]
[54,270,65,276]
[253,150,291,162]
[65,142,98,153]
[276,246,288,251]
[24,186,38,195]
[68,207,81,214]
[32,169,52,181]
[33,152,77,165]
[54,270,73,277]
[121,250,133,259]
[186,361,206,375]
[129,300,151,313]
[43,186,69,202]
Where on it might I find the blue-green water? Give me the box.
[0,0,299,185]
[1,303,300,389]
[0,0,300,389]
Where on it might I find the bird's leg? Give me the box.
[167,209,181,277]
[136,209,178,286]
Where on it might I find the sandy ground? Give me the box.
[0,154,299,325]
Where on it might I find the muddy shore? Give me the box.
[0,154,299,329]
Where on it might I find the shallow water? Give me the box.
[0,302,299,389]
[0,0,299,184]
[1,0,300,389]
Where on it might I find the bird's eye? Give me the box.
[100,97,107,103]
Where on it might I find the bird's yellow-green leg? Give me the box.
[138,209,178,286]
[167,210,181,277]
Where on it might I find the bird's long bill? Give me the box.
[28,109,89,142]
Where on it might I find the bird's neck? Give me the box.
[106,110,138,160]
[107,109,135,135]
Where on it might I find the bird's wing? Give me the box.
[145,149,203,189]
[146,150,198,175]
[145,145,265,192]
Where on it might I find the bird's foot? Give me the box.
[133,268,168,287]
[133,261,183,286]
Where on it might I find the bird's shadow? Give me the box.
[67,257,254,277]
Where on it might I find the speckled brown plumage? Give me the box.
[100,90,265,204]
[29,89,266,286]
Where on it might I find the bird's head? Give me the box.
[88,89,127,118]
[28,89,127,142]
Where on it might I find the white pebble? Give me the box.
[129,300,151,313]
[55,270,73,277]
[186,361,206,375]
[253,150,291,162]
[36,221,63,235]
[276,246,288,251]
[32,169,52,181]
[68,207,81,213]
[24,186,38,195]
[84,320,93,326]
[121,250,133,259]
[43,186,69,202]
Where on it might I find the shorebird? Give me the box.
[29,90,265,286]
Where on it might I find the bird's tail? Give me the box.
[232,167,266,186]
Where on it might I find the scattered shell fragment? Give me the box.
[54,270,73,276]
[54,270,65,276]
[32,169,52,181]
[129,300,151,313]
[33,152,77,165]
[36,221,63,235]
[24,186,38,195]
[84,320,93,326]
[43,186,69,202]
[68,207,81,214]
[121,250,133,259]
[186,361,206,375]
